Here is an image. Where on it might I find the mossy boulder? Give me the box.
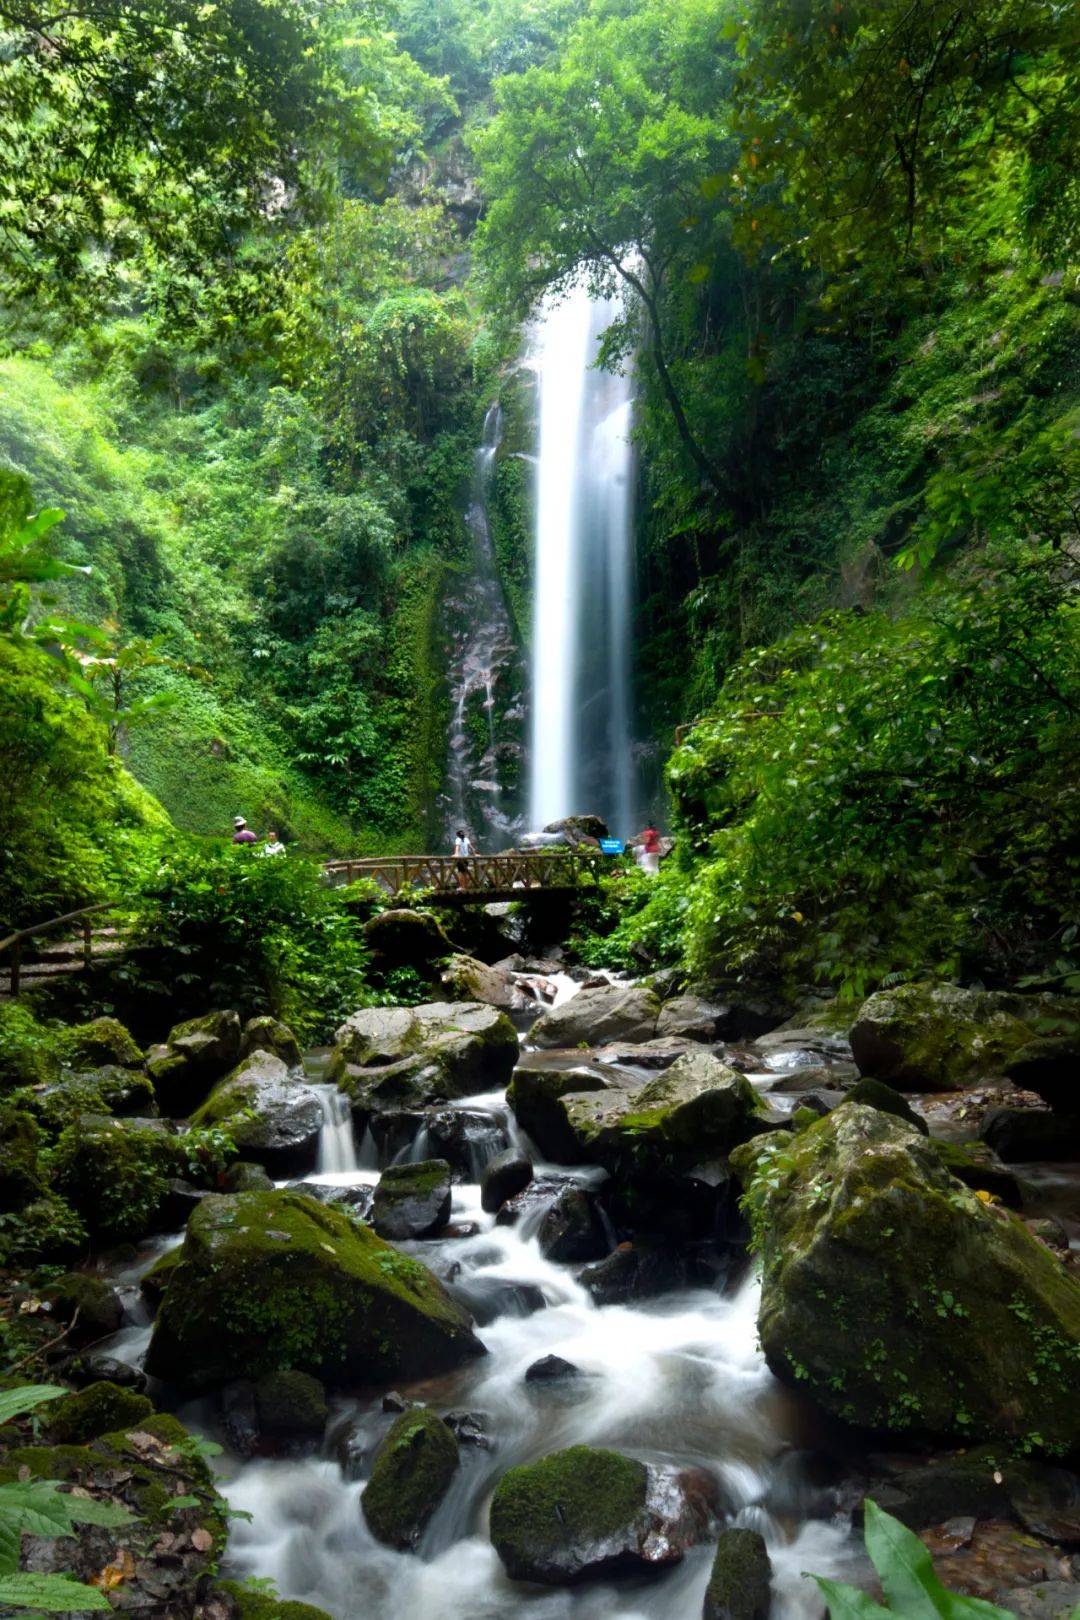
[980,1106,1080,1162]
[0,1103,41,1211]
[192,1050,322,1176]
[843,1078,928,1134]
[216,1579,334,1620]
[731,1106,1080,1449]
[29,1064,157,1132]
[703,1528,772,1620]
[361,1408,459,1549]
[363,908,454,969]
[3,1411,226,1619]
[43,1273,123,1342]
[528,984,660,1050]
[929,1140,1024,1206]
[46,1380,154,1444]
[1005,1035,1080,1112]
[223,1159,275,1192]
[371,1159,452,1240]
[254,1370,328,1438]
[506,1061,614,1163]
[57,1016,142,1070]
[240,1015,303,1067]
[331,1002,519,1106]
[144,1190,483,1391]
[489,1445,715,1584]
[149,1008,243,1114]
[51,1116,182,1241]
[141,1243,184,1306]
[849,984,1034,1091]
[441,954,523,1011]
[0,1193,87,1265]
[656,995,730,1043]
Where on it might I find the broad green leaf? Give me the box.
[0,1387,67,1426]
[864,1502,1011,1619]
[0,1516,19,1577]
[0,1573,112,1611]
[810,1575,893,1619]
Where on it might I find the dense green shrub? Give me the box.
[0,1004,59,1092]
[126,845,370,1041]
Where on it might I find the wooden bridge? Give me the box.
[323,849,602,903]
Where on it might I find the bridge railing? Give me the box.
[323,850,601,899]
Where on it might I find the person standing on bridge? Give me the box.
[453,828,476,891]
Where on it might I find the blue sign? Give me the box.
[599,838,625,855]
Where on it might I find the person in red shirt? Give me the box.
[640,824,661,874]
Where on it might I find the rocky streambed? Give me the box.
[4,974,1080,1619]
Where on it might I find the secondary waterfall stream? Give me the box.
[529,284,638,838]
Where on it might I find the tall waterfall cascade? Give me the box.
[529,283,638,837]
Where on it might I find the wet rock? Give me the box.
[657,996,730,1043]
[846,1448,1014,1529]
[441,953,526,1011]
[217,1580,334,1620]
[506,1058,621,1163]
[592,1036,700,1069]
[141,1245,183,1306]
[145,1189,484,1391]
[220,1380,259,1456]
[254,1370,328,1439]
[1029,1215,1070,1250]
[731,1106,1080,1449]
[489,1445,715,1584]
[372,1158,452,1240]
[361,1408,459,1549]
[426,1107,509,1177]
[151,1009,243,1112]
[997,1583,1080,1618]
[443,1409,490,1448]
[223,1159,275,1193]
[930,1140,1024,1207]
[30,1064,158,1129]
[363,908,454,969]
[761,1063,859,1093]
[980,1106,1080,1162]
[843,1077,929,1134]
[480,1147,533,1212]
[850,984,1034,1091]
[525,1354,584,1383]
[46,1380,154,1444]
[159,1177,211,1228]
[447,1275,546,1326]
[42,1273,123,1342]
[537,1186,608,1263]
[543,815,608,845]
[703,1527,772,1620]
[579,1244,688,1306]
[302,1181,375,1221]
[1011,1464,1080,1544]
[240,1015,302,1068]
[1005,1035,1080,1112]
[192,1051,322,1176]
[383,1390,409,1412]
[529,983,660,1049]
[331,1002,519,1102]
[57,1016,143,1070]
[72,1353,148,1392]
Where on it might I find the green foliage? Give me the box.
[809,1498,1014,1617]
[0,1005,59,1092]
[664,544,1079,994]
[0,1384,135,1615]
[126,845,369,1041]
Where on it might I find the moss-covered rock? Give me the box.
[192,1051,321,1176]
[843,1078,928,1134]
[0,1192,87,1265]
[150,1009,243,1114]
[3,1411,227,1619]
[240,1015,303,1067]
[731,1106,1080,1450]
[141,1243,184,1306]
[929,1140,1024,1207]
[57,1016,143,1071]
[440,954,523,1010]
[1005,1035,1080,1112]
[46,1380,154,1444]
[371,1159,452,1240]
[223,1159,275,1192]
[361,1408,459,1549]
[363,908,454,969]
[216,1579,334,1620]
[980,1106,1080,1162]
[43,1273,123,1341]
[0,1103,41,1210]
[505,1061,614,1163]
[528,984,661,1050]
[489,1446,714,1584]
[145,1190,484,1391]
[331,1002,519,1107]
[29,1065,157,1133]
[703,1528,772,1620]
[254,1370,328,1438]
[0,1001,60,1091]
[52,1115,182,1241]
[849,984,1034,1091]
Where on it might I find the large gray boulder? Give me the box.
[656,996,729,1043]
[731,1105,1080,1450]
[147,1008,243,1114]
[440,953,527,1011]
[529,983,660,1049]
[849,983,1035,1091]
[329,1002,519,1105]
[191,1050,322,1176]
[145,1190,484,1390]
[489,1445,716,1585]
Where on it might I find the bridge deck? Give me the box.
[324,850,600,902]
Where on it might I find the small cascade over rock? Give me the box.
[314,1083,359,1177]
[441,402,526,849]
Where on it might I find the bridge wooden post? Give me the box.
[9,938,20,998]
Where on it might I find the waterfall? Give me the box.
[314,1085,359,1177]
[442,402,525,849]
[529,284,637,837]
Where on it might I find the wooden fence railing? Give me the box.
[0,902,123,998]
[323,850,601,901]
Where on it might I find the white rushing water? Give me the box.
[529,284,637,838]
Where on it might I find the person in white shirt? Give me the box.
[258,829,286,858]
[453,828,475,889]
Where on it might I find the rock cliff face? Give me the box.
[732,1104,1080,1450]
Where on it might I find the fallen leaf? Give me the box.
[90,1548,136,1590]
[190,1528,214,1553]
